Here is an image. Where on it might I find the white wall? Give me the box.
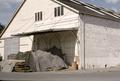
[4,37,20,59]
[0,40,4,59]
[20,36,33,52]
[83,15,120,69]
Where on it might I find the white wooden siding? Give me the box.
[20,36,33,52]
[83,15,120,69]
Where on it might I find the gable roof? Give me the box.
[1,0,120,38]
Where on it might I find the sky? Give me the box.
[80,0,120,11]
[0,0,23,26]
[0,0,120,26]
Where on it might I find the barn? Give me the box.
[0,0,120,69]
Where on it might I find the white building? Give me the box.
[1,0,120,69]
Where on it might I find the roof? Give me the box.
[1,0,120,38]
[55,0,120,21]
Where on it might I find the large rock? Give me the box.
[27,50,68,72]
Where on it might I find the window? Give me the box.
[54,8,57,17]
[61,6,64,15]
[58,7,60,16]
[35,11,42,21]
[54,6,64,17]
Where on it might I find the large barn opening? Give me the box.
[32,30,78,66]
